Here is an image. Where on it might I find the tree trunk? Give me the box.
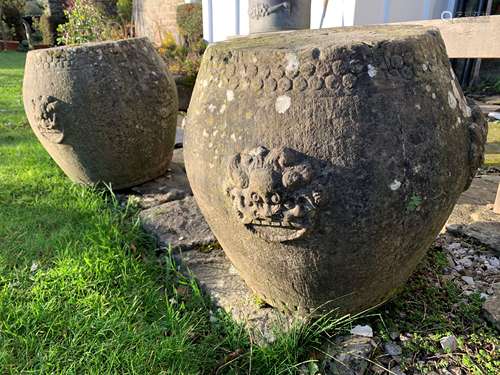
[22,19,33,49]
[0,6,7,51]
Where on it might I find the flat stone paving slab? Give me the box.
[117,149,192,209]
[140,196,216,250]
[446,175,500,254]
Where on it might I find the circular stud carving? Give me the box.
[309,76,324,90]
[278,77,292,92]
[271,65,285,79]
[264,78,278,92]
[293,77,308,91]
[342,73,357,89]
[301,63,316,77]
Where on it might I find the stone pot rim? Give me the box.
[211,24,436,50]
[26,37,150,56]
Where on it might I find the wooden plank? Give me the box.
[389,15,500,59]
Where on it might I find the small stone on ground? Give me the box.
[439,335,458,352]
[384,341,403,356]
[350,325,373,338]
[322,336,375,375]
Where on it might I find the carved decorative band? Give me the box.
[249,2,290,20]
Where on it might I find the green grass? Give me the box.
[1,51,498,374]
[485,121,500,167]
[0,52,26,128]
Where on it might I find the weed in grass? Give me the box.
[485,121,500,167]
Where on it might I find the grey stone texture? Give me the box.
[140,196,216,249]
[249,0,311,34]
[321,336,376,375]
[446,175,500,253]
[184,25,488,315]
[23,38,178,190]
[129,148,191,208]
[482,288,500,331]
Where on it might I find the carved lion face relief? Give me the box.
[226,146,329,242]
[32,95,64,144]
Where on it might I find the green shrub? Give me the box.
[1,0,26,41]
[158,3,205,82]
[56,0,119,45]
[176,3,202,46]
[16,38,28,50]
[158,31,206,83]
[116,0,132,22]
[37,14,55,45]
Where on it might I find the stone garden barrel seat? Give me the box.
[23,38,178,190]
[184,26,487,315]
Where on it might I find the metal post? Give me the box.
[235,0,240,36]
[383,0,391,23]
[470,0,494,86]
[207,0,213,43]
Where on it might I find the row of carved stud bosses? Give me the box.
[212,61,428,93]
[212,51,435,78]
[30,46,145,67]
[32,59,143,70]
[222,73,359,93]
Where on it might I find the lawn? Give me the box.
[0,52,233,373]
[0,51,498,374]
[485,121,500,167]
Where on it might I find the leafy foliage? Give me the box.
[0,0,26,45]
[116,0,132,23]
[158,31,206,84]
[56,0,120,45]
[176,3,202,46]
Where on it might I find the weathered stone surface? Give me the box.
[445,175,500,252]
[23,38,178,190]
[140,196,216,249]
[249,0,311,34]
[127,148,191,208]
[447,219,500,254]
[322,336,375,375]
[482,287,500,331]
[184,26,488,314]
[445,176,500,253]
[116,149,190,208]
